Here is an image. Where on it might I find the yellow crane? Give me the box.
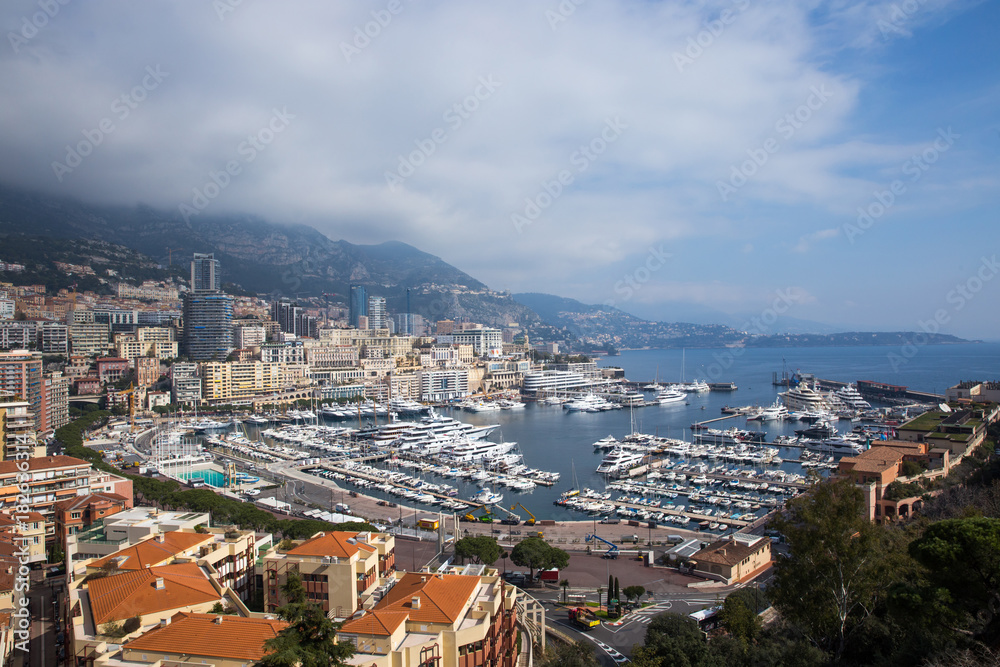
[512,503,536,526]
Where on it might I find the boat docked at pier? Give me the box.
[779,383,832,411]
[596,446,646,477]
[656,387,686,404]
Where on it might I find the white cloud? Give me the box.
[792,228,841,253]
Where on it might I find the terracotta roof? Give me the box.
[0,510,45,525]
[87,562,221,624]
[338,610,409,636]
[375,572,479,624]
[125,612,287,661]
[840,446,906,474]
[53,492,129,512]
[286,532,375,559]
[693,535,769,567]
[0,455,90,475]
[90,532,214,571]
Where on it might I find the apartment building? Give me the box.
[95,357,130,385]
[262,530,396,619]
[0,399,43,460]
[0,350,42,429]
[337,566,519,667]
[70,321,111,356]
[38,321,69,354]
[0,510,46,564]
[53,492,132,556]
[67,508,209,561]
[200,361,285,403]
[42,370,70,431]
[419,368,470,402]
[171,362,202,405]
[0,455,133,541]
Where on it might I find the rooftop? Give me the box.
[90,532,215,571]
[87,562,221,625]
[693,534,769,567]
[0,455,90,475]
[286,531,376,559]
[375,572,480,625]
[338,610,410,637]
[124,612,286,662]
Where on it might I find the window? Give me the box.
[71,512,80,519]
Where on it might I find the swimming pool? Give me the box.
[178,469,226,487]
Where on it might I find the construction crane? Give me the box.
[463,507,494,523]
[495,505,521,526]
[585,534,619,559]
[513,503,536,526]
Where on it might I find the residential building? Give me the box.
[521,370,591,397]
[895,407,991,456]
[263,530,396,619]
[689,532,772,585]
[306,344,360,369]
[233,323,266,349]
[200,361,284,403]
[436,328,503,357]
[93,308,140,335]
[349,285,367,328]
[0,455,133,541]
[70,321,111,356]
[191,253,221,292]
[67,507,209,562]
[839,441,951,522]
[0,321,33,350]
[116,281,180,302]
[419,369,469,402]
[261,340,306,365]
[0,399,43,460]
[171,362,202,405]
[336,567,519,667]
[117,612,287,667]
[96,357,130,385]
[0,511,46,564]
[181,291,234,361]
[367,296,387,330]
[41,370,70,431]
[53,492,132,557]
[135,356,160,388]
[0,350,42,429]
[38,321,69,354]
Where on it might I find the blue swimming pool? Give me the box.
[179,469,226,487]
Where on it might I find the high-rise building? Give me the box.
[367,296,387,330]
[349,285,367,328]
[191,253,221,292]
[271,300,301,335]
[182,292,233,361]
[42,371,70,431]
[0,350,43,430]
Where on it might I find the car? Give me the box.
[46,565,64,578]
[244,489,260,496]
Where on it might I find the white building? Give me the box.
[419,368,469,402]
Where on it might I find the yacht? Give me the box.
[656,388,686,404]
[802,437,865,456]
[596,446,645,477]
[835,384,872,410]
[439,437,519,463]
[795,420,837,439]
[473,488,504,505]
[564,394,613,412]
[683,380,711,394]
[750,401,788,422]
[779,383,831,411]
[593,435,620,450]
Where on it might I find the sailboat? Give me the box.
[642,365,663,392]
[561,460,581,498]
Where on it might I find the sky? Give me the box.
[0,1,998,338]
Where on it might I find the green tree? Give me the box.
[454,535,502,565]
[631,613,710,667]
[718,594,760,645]
[623,585,645,604]
[560,579,570,604]
[907,516,1000,645]
[769,477,903,662]
[608,575,613,608]
[614,577,620,605]
[257,571,355,667]
[510,537,569,580]
[536,641,600,667]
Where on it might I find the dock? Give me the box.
[690,414,743,429]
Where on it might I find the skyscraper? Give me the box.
[182,254,233,361]
[349,285,367,328]
[367,296,387,330]
[191,253,221,292]
[0,350,42,430]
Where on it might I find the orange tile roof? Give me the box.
[91,532,214,571]
[338,610,409,636]
[375,573,479,624]
[53,492,128,512]
[0,511,44,525]
[0,455,89,475]
[87,562,221,624]
[125,612,287,661]
[693,536,769,567]
[286,531,375,559]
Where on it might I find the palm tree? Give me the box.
[560,579,570,604]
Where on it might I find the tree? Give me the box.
[907,516,1000,644]
[718,593,760,645]
[560,579,570,604]
[614,577,620,605]
[510,537,568,580]
[257,571,355,667]
[769,476,904,662]
[623,585,646,604]
[608,575,614,607]
[536,641,600,667]
[631,613,710,667]
[454,535,502,565]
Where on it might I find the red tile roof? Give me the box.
[90,532,214,571]
[0,455,89,475]
[53,492,129,512]
[125,612,287,661]
[338,610,409,637]
[87,562,221,624]
[286,531,375,559]
[375,573,479,624]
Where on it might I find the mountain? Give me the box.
[0,184,538,327]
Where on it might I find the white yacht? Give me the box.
[596,446,645,476]
[802,437,865,456]
[751,401,788,422]
[683,380,711,394]
[439,437,518,463]
[779,383,831,411]
[473,488,504,505]
[656,387,686,404]
[835,384,872,410]
[564,394,613,412]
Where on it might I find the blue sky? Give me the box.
[0,0,996,337]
